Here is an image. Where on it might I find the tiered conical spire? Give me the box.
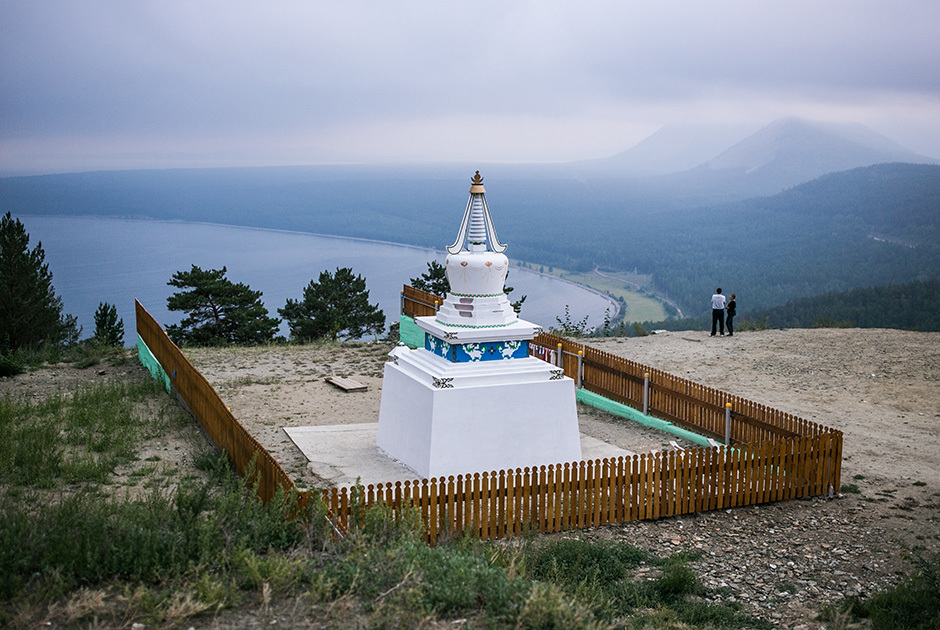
[447,171,507,254]
[467,196,488,245]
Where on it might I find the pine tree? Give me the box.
[165,265,280,346]
[93,301,125,346]
[279,267,385,342]
[410,260,449,297]
[0,212,78,352]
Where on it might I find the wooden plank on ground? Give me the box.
[324,376,368,392]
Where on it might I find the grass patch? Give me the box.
[833,552,940,629]
[519,537,769,628]
[0,453,312,625]
[547,267,670,324]
[841,483,862,494]
[0,378,180,489]
[3,468,773,629]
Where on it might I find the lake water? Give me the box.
[18,215,616,345]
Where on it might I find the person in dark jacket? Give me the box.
[725,293,736,337]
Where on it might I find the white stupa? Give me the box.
[376,171,581,478]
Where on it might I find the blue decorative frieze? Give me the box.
[425,334,529,362]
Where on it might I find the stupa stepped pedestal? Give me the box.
[377,172,581,479]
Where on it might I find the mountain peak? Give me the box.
[704,118,935,176]
[586,123,756,175]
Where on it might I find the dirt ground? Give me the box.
[3,327,938,627]
[588,328,940,491]
[183,328,940,627]
[179,328,940,495]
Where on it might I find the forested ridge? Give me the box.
[751,279,940,331]
[2,162,937,319]
[634,163,940,316]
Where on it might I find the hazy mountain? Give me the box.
[570,123,757,176]
[707,117,932,174]
[656,118,939,200]
[640,163,940,315]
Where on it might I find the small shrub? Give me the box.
[551,305,592,337]
[514,583,603,630]
[526,538,651,589]
[652,556,701,603]
[840,552,940,629]
[0,352,24,377]
[93,302,125,347]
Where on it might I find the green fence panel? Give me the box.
[399,314,425,349]
[576,388,713,447]
[137,334,171,392]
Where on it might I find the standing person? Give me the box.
[710,288,726,336]
[726,293,736,337]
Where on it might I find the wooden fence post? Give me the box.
[725,403,732,444]
[577,351,583,388]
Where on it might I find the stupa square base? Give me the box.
[377,351,581,479]
[285,423,633,487]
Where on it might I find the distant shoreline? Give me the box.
[18,213,619,332]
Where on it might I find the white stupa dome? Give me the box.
[436,172,518,327]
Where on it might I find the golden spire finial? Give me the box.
[469,170,485,194]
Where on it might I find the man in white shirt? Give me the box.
[711,288,726,336]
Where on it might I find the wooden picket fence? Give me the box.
[136,300,295,503]
[401,284,440,318]
[530,332,820,445]
[138,288,843,544]
[318,433,839,543]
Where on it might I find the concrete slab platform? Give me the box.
[284,423,635,487]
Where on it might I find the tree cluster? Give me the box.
[165,265,384,346]
[278,267,384,342]
[165,265,281,346]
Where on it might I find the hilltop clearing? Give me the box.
[182,327,940,627]
[3,328,938,627]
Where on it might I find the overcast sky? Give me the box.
[2,1,939,175]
